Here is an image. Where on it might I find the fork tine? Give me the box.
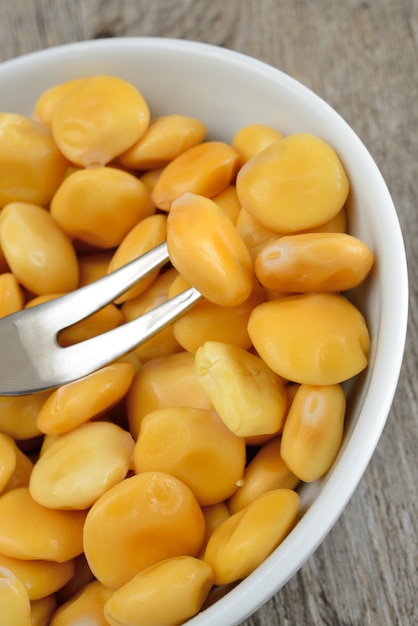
[28,242,170,332]
[25,286,202,392]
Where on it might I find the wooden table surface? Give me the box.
[0,2,417,625]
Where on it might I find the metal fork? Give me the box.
[0,242,202,396]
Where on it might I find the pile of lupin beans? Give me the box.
[0,75,374,626]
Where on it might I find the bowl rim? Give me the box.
[0,37,409,626]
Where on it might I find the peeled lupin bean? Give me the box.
[0,273,24,318]
[0,566,32,626]
[0,553,75,601]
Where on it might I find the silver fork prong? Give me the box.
[33,241,170,331]
[12,286,202,394]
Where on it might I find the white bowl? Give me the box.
[0,38,409,625]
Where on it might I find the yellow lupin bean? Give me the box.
[0,566,31,626]
[300,206,347,234]
[231,123,284,162]
[83,471,205,589]
[0,434,33,494]
[0,391,51,441]
[0,553,75,601]
[0,272,25,317]
[119,114,207,170]
[236,133,350,232]
[31,594,58,626]
[29,421,134,510]
[151,141,240,211]
[0,433,17,493]
[49,580,113,626]
[36,362,135,435]
[235,206,278,262]
[126,351,212,439]
[199,502,231,556]
[134,407,246,506]
[104,556,214,626]
[167,192,253,306]
[0,113,68,208]
[139,167,164,191]
[0,487,87,562]
[248,293,370,385]
[204,488,299,585]
[34,78,88,127]
[195,341,287,437]
[228,437,299,513]
[168,274,265,353]
[255,232,374,292]
[50,166,155,249]
[280,383,346,482]
[107,213,167,303]
[122,267,182,362]
[212,184,242,224]
[0,202,79,295]
[52,75,150,167]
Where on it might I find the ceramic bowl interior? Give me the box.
[0,38,409,626]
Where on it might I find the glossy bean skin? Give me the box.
[36,362,135,435]
[211,184,242,224]
[126,351,212,440]
[34,78,88,127]
[119,114,207,170]
[0,113,68,208]
[195,341,287,437]
[0,553,75,601]
[248,293,370,385]
[168,274,265,353]
[83,471,205,589]
[0,434,33,494]
[0,566,32,626]
[204,489,299,585]
[49,579,113,626]
[107,213,167,303]
[231,123,283,162]
[151,141,240,211]
[167,192,253,306]
[228,437,299,513]
[235,206,278,262]
[0,487,87,562]
[133,407,246,506]
[29,421,134,510]
[52,75,150,167]
[280,383,346,481]
[255,232,374,292]
[50,166,155,249]
[0,391,51,441]
[236,133,349,232]
[199,502,231,556]
[0,273,25,317]
[104,556,214,626]
[0,202,79,295]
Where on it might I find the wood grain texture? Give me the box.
[1,1,417,624]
